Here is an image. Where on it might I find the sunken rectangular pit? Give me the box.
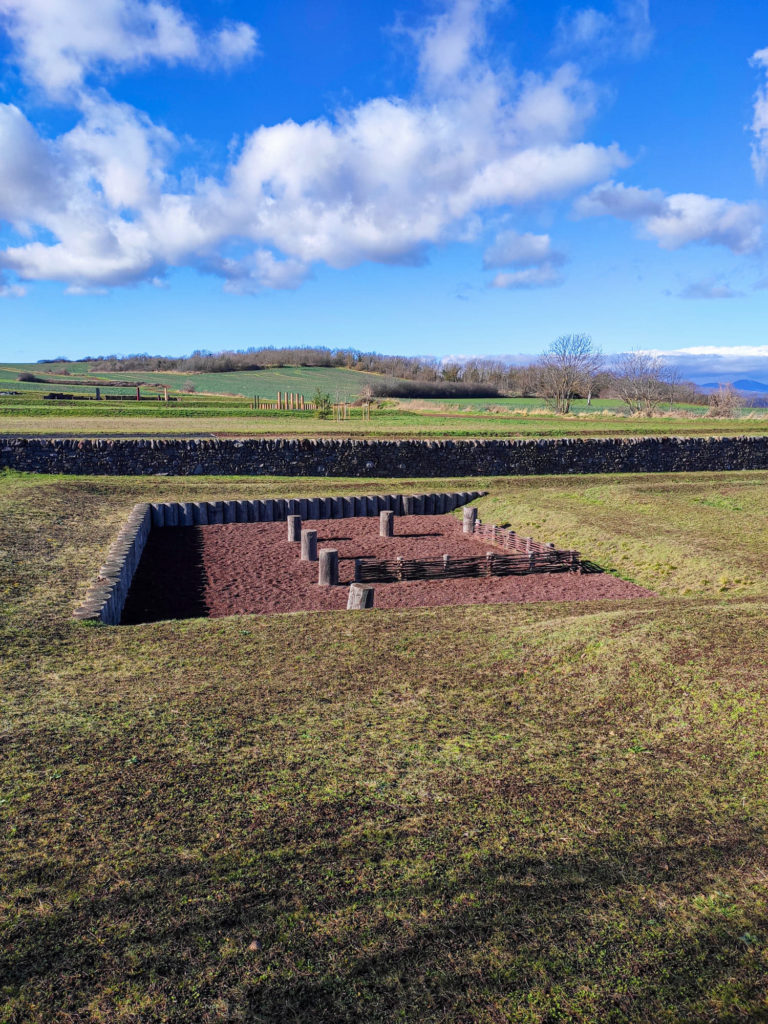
[74,490,652,625]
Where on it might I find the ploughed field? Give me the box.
[122,513,649,622]
[3,470,768,1024]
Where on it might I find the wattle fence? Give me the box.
[353,515,581,584]
[353,547,580,583]
[471,519,562,554]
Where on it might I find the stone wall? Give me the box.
[4,434,768,478]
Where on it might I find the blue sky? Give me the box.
[1,0,768,381]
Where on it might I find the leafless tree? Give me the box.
[707,383,744,418]
[612,351,669,416]
[537,334,603,414]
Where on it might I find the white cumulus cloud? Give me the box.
[484,228,565,288]
[0,0,258,96]
[0,0,631,294]
[575,181,764,253]
[483,229,563,268]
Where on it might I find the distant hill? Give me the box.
[702,379,768,393]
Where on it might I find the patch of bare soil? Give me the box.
[121,514,652,623]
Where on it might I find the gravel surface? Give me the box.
[121,514,653,623]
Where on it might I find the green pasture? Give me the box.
[2,407,768,439]
[0,362,388,400]
[2,469,768,1022]
[399,395,711,414]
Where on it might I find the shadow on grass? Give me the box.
[3,794,766,1023]
[579,559,605,574]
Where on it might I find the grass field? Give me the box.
[0,363,390,400]
[3,411,768,439]
[4,361,767,440]
[3,468,768,1022]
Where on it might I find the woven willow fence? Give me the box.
[354,548,580,584]
[471,520,557,554]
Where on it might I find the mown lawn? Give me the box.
[2,471,768,1023]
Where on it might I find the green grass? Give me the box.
[4,361,767,441]
[2,363,765,439]
[3,470,768,1022]
[0,363,389,400]
[400,395,711,414]
[3,410,768,439]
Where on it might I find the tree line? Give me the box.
[42,340,743,414]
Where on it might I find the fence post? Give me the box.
[380,510,394,537]
[301,529,318,562]
[287,515,301,542]
[486,552,495,577]
[347,584,374,609]
[318,549,339,586]
[396,555,403,582]
[463,506,477,534]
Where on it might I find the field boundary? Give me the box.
[5,434,768,476]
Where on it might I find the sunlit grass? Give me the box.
[3,470,768,1022]
[3,411,768,439]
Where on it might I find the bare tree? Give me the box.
[664,365,682,413]
[707,383,744,418]
[612,352,669,416]
[537,334,602,414]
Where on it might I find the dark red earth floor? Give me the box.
[121,514,653,623]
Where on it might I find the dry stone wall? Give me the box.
[4,435,768,477]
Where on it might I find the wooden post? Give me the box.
[300,529,317,561]
[277,391,282,410]
[486,552,495,577]
[163,386,169,402]
[347,584,374,609]
[318,548,339,586]
[300,394,305,411]
[287,515,302,542]
[442,554,450,574]
[396,555,403,582]
[136,385,140,401]
[95,387,101,400]
[380,510,394,537]
[463,506,477,534]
